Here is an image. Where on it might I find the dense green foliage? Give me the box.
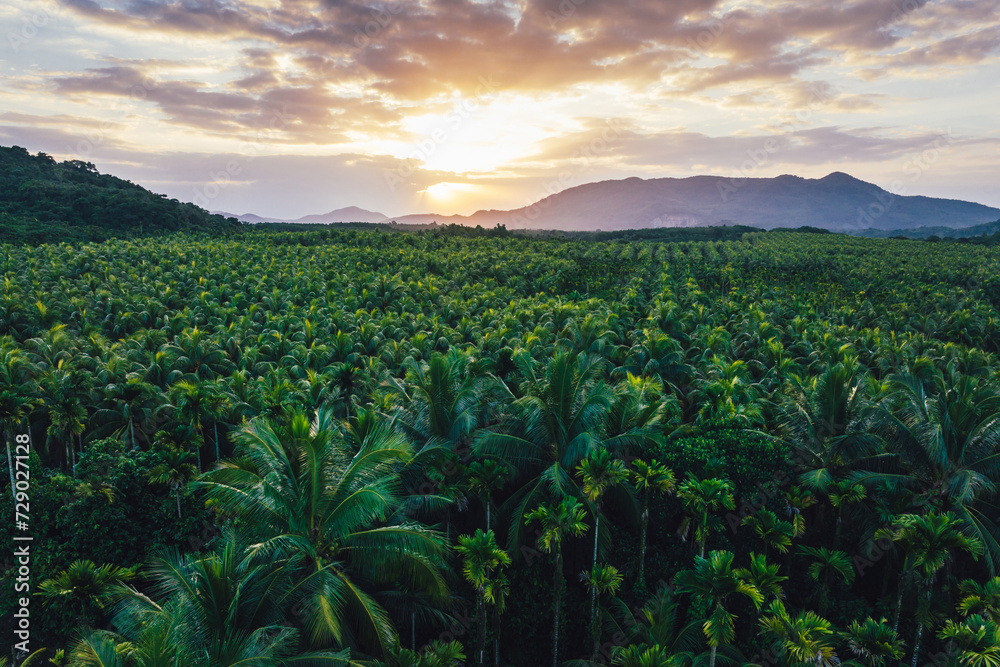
[4,228,1000,666]
[0,146,243,244]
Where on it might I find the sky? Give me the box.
[1,0,998,219]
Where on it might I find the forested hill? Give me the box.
[0,145,243,244]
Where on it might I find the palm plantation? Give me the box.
[11,222,1000,666]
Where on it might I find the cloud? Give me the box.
[0,0,995,212]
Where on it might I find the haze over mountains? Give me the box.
[222,173,1000,234]
[212,206,388,225]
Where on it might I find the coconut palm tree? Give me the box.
[147,447,199,519]
[474,351,617,550]
[38,560,136,630]
[678,476,735,558]
[630,458,675,588]
[524,497,589,667]
[383,640,466,667]
[168,378,218,469]
[66,530,360,667]
[776,359,885,494]
[0,373,36,502]
[197,409,449,656]
[385,350,485,448]
[674,550,763,667]
[598,583,703,666]
[455,529,510,667]
[876,511,984,665]
[870,371,1000,573]
[90,376,162,450]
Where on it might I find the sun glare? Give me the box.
[424,182,476,201]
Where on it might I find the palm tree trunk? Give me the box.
[486,497,491,531]
[175,485,182,519]
[700,512,708,558]
[709,644,717,667]
[214,421,220,462]
[893,567,907,633]
[591,511,599,626]
[639,500,649,587]
[130,417,136,450]
[493,603,501,667]
[477,594,486,667]
[911,622,924,667]
[196,426,204,470]
[911,582,934,666]
[411,610,416,651]
[553,550,563,667]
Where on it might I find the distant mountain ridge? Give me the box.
[238,173,1000,233]
[213,206,387,224]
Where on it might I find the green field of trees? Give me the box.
[4,226,1000,666]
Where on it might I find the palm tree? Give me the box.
[468,459,510,531]
[958,577,1000,620]
[674,550,763,667]
[455,529,510,667]
[198,409,449,656]
[776,359,885,494]
[937,614,1000,667]
[784,485,817,540]
[758,599,838,667]
[581,563,623,654]
[871,371,1000,573]
[40,364,88,473]
[876,511,985,665]
[147,447,199,519]
[386,350,485,448]
[169,378,218,469]
[384,640,466,667]
[38,560,135,629]
[734,553,786,608]
[842,617,904,667]
[475,351,633,550]
[601,584,703,665]
[798,546,855,615]
[524,497,589,667]
[67,530,360,667]
[488,571,510,667]
[678,475,735,557]
[630,458,675,588]
[91,376,161,450]
[0,381,36,503]
[828,478,867,548]
[577,448,628,620]
[741,509,794,558]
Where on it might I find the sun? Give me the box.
[424,182,476,202]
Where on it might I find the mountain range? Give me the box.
[212,206,387,225]
[222,173,1000,233]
